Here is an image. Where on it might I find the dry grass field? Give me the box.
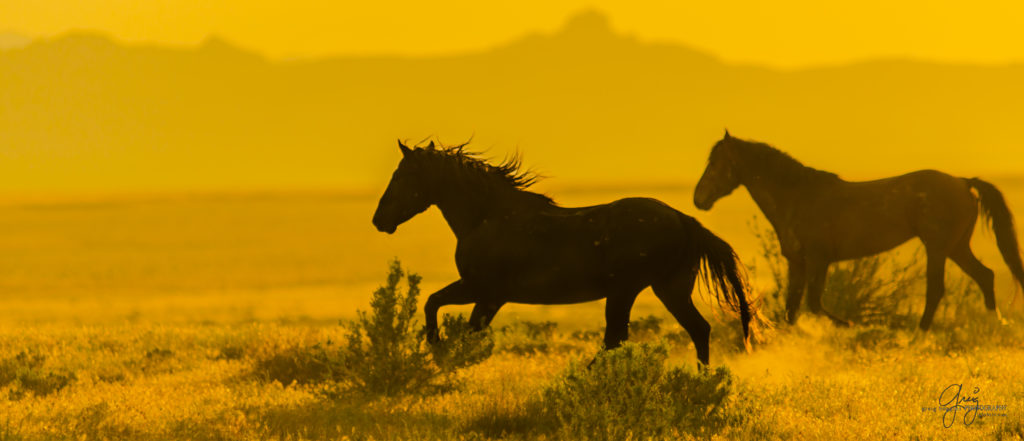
[0,187,1022,440]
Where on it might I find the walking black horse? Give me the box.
[694,131,1024,330]
[373,140,751,364]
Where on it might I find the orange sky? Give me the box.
[3,0,1024,68]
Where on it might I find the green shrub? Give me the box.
[254,343,339,386]
[0,419,22,441]
[628,315,663,341]
[748,217,921,328]
[430,314,495,373]
[337,259,493,396]
[338,259,432,396]
[747,219,789,326]
[0,351,75,399]
[215,345,246,361]
[496,320,562,354]
[821,252,921,327]
[542,342,733,441]
[929,275,1024,351]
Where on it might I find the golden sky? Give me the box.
[3,0,1024,68]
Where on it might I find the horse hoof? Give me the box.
[424,328,440,344]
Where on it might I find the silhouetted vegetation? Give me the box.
[337,260,493,396]
[254,343,338,386]
[542,342,734,441]
[0,351,75,399]
[749,218,921,329]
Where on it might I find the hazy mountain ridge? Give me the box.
[0,32,30,50]
[2,12,1022,194]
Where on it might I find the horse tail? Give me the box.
[967,178,1024,292]
[688,218,752,346]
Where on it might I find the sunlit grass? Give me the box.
[0,318,1021,440]
[1,193,1023,439]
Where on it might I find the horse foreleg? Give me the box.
[424,280,475,343]
[919,252,947,331]
[785,257,807,324]
[806,261,852,327]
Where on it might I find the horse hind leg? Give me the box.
[652,270,710,365]
[950,240,997,311]
[469,301,505,331]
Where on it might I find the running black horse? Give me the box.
[694,131,1024,330]
[373,140,751,364]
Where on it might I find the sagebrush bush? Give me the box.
[542,342,733,441]
[495,320,576,355]
[821,252,921,327]
[0,351,75,399]
[748,217,921,328]
[430,313,495,373]
[929,275,1024,351]
[337,259,493,396]
[254,343,339,386]
[628,315,663,341]
[338,259,433,395]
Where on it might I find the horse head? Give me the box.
[372,140,435,234]
[694,130,742,210]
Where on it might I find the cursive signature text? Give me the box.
[939,383,980,428]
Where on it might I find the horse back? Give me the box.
[807,169,976,260]
[453,197,698,302]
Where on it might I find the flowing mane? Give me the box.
[416,141,555,205]
[725,138,840,185]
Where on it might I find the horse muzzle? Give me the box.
[372,215,397,234]
[693,195,714,211]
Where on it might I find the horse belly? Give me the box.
[829,207,915,260]
[834,234,914,261]
[494,241,655,305]
[499,264,612,305]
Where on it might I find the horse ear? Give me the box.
[724,129,731,139]
[398,139,412,156]
[427,140,435,149]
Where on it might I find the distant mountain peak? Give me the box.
[200,35,235,50]
[559,9,615,39]
[198,34,263,62]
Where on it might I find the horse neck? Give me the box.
[742,177,792,228]
[738,163,816,228]
[433,177,516,239]
[435,192,487,239]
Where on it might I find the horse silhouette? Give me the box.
[695,131,1024,329]
[373,140,751,364]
